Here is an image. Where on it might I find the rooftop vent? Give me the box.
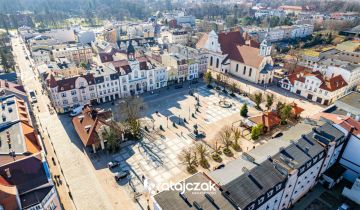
[179,192,191,207]
[193,201,202,210]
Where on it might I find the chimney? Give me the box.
[331,73,334,78]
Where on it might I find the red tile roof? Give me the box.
[288,71,348,92]
[47,74,95,92]
[248,111,281,129]
[289,102,304,116]
[72,105,112,147]
[312,113,360,136]
[233,45,264,68]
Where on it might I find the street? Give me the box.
[11,33,141,210]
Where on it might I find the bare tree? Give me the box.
[218,126,233,150]
[179,148,197,174]
[115,96,146,139]
[232,128,241,151]
[195,143,209,168]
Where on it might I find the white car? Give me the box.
[28,90,37,103]
[69,106,84,117]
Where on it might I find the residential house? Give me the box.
[106,44,163,97]
[46,73,97,113]
[153,120,355,210]
[0,154,61,210]
[161,53,194,83]
[196,30,274,84]
[168,43,208,77]
[42,28,76,43]
[329,91,360,121]
[160,30,189,45]
[77,30,96,45]
[72,105,114,153]
[278,5,303,14]
[31,48,51,64]
[92,65,120,103]
[312,112,360,182]
[280,71,348,105]
[52,44,93,64]
[0,95,40,165]
[336,40,360,52]
[247,111,281,132]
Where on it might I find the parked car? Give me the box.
[214,164,225,170]
[272,131,283,139]
[28,90,37,103]
[107,161,120,169]
[69,105,84,117]
[338,203,350,210]
[114,170,129,181]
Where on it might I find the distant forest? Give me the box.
[0,0,359,29]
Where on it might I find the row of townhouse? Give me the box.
[30,42,93,65]
[153,119,356,210]
[0,91,61,210]
[44,47,169,113]
[196,30,275,85]
[244,24,314,43]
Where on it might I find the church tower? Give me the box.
[260,34,272,56]
[127,40,135,61]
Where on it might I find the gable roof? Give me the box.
[48,73,95,92]
[233,45,264,68]
[288,71,348,92]
[222,160,286,209]
[248,111,281,129]
[72,105,112,147]
[0,154,49,194]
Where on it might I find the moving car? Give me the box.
[69,105,84,117]
[107,161,120,169]
[114,170,129,181]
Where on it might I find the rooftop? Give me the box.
[154,173,236,210]
[72,105,112,147]
[247,120,323,163]
[335,91,360,112]
[0,154,49,194]
[209,158,256,185]
[221,160,287,209]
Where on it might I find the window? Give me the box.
[61,92,67,97]
[249,68,252,77]
[89,86,94,91]
[216,58,219,68]
[210,57,213,66]
[63,100,68,105]
[71,90,76,95]
[258,197,264,205]
[236,64,239,72]
[123,85,127,91]
[243,66,246,75]
[72,97,78,103]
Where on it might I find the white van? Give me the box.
[69,105,84,117]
